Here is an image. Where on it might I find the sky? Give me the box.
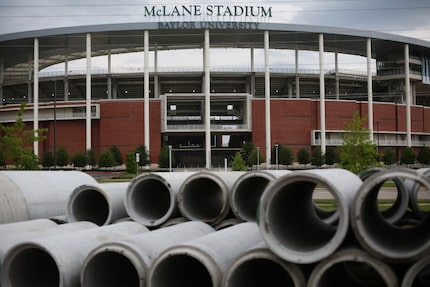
[1,0,429,72]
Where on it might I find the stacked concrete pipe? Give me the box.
[81,221,215,287]
[351,168,430,263]
[0,221,148,287]
[404,167,430,220]
[222,242,306,287]
[125,172,196,227]
[307,247,399,286]
[66,182,130,226]
[0,170,98,224]
[177,171,246,225]
[230,170,291,222]
[402,256,430,287]
[148,222,262,287]
[258,168,363,264]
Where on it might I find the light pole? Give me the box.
[168,145,172,172]
[275,144,279,170]
[53,80,57,170]
[257,146,260,170]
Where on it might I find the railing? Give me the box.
[164,123,250,131]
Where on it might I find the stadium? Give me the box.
[1,3,430,168]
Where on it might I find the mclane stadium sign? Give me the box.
[144,4,272,30]
[143,5,273,18]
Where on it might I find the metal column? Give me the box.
[86,33,92,154]
[204,29,211,168]
[33,38,39,157]
[144,30,150,158]
[319,34,326,154]
[264,31,271,167]
[405,44,412,147]
[367,38,374,141]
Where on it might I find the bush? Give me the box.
[325,147,339,165]
[109,146,123,166]
[42,150,54,168]
[98,150,116,168]
[297,147,311,165]
[126,151,138,175]
[158,146,175,168]
[232,151,247,171]
[56,148,69,167]
[135,145,150,166]
[247,148,265,167]
[400,147,416,165]
[417,146,430,165]
[311,146,325,167]
[382,147,397,166]
[71,152,88,168]
[272,144,294,166]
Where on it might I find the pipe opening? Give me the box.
[8,247,59,287]
[317,261,387,286]
[181,178,225,221]
[233,176,270,222]
[150,255,212,287]
[312,186,338,224]
[268,180,337,252]
[414,185,430,219]
[226,258,295,287]
[130,178,171,221]
[82,251,140,287]
[72,189,109,226]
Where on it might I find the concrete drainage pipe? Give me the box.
[230,170,291,222]
[402,256,430,287]
[351,168,430,262]
[178,171,245,225]
[404,168,430,220]
[81,221,215,287]
[258,168,362,264]
[222,242,306,287]
[148,222,262,287]
[0,222,149,287]
[0,170,98,224]
[66,182,130,226]
[125,172,196,227]
[307,247,399,286]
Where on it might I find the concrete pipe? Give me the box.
[222,242,306,287]
[66,182,129,226]
[81,221,215,287]
[402,256,430,287]
[125,172,196,227]
[258,168,362,264]
[0,221,148,287]
[0,170,98,224]
[148,222,262,287]
[0,218,57,235]
[359,167,410,224]
[178,171,246,225]
[230,170,291,222]
[351,168,430,262]
[307,248,399,286]
[404,168,430,220]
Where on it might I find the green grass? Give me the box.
[314,199,430,212]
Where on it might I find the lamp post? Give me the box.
[168,145,172,172]
[377,121,380,162]
[275,144,279,170]
[257,146,260,170]
[53,80,57,170]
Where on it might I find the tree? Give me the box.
[109,146,123,166]
[382,147,397,167]
[135,145,150,167]
[56,148,69,167]
[71,152,88,168]
[400,147,416,165]
[417,146,430,165]
[240,142,255,165]
[339,111,379,174]
[126,151,138,174]
[297,147,311,165]
[158,146,175,168]
[247,148,265,167]
[42,150,54,168]
[86,149,95,168]
[98,150,116,168]
[0,102,46,169]
[278,145,294,166]
[311,146,325,167]
[325,147,339,166]
[232,151,247,171]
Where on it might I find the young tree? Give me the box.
[135,144,150,167]
[247,148,265,167]
[400,147,416,166]
[109,146,123,166]
[71,152,88,168]
[339,111,378,174]
[325,147,339,166]
[240,141,255,165]
[126,151,138,175]
[297,147,311,165]
[231,151,247,171]
[311,146,325,167]
[98,150,116,169]
[417,146,430,165]
[0,102,46,169]
[41,150,54,168]
[158,146,175,168]
[278,145,294,166]
[56,148,70,167]
[382,147,397,167]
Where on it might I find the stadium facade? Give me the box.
[1,4,430,168]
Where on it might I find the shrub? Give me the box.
[71,152,88,168]
[400,147,416,165]
[56,148,69,167]
[297,147,311,165]
[42,150,54,168]
[311,146,325,167]
[232,151,247,171]
[98,150,116,168]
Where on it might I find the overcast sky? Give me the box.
[1,0,429,71]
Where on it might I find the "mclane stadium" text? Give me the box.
[144,5,272,18]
